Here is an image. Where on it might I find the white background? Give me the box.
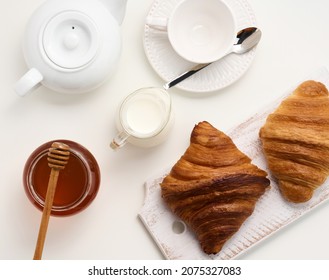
[1,0,329,260]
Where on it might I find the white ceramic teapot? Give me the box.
[15,0,127,96]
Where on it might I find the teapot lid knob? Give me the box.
[63,32,80,50]
[42,11,99,69]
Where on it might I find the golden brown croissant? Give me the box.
[161,121,270,255]
[259,80,329,203]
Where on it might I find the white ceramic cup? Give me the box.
[146,0,236,63]
[110,87,174,149]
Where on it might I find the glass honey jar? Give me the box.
[23,140,100,216]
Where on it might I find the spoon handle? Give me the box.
[163,63,210,90]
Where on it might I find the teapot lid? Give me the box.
[42,11,99,69]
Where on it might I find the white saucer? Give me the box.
[143,0,257,93]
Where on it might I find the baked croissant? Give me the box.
[259,80,329,203]
[161,121,270,255]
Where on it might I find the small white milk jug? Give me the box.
[15,0,128,96]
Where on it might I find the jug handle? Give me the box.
[110,131,130,150]
[14,68,43,97]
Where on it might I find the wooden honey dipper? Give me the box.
[33,142,70,260]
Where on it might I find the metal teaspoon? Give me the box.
[163,27,262,90]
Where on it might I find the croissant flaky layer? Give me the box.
[259,80,329,203]
[161,121,270,255]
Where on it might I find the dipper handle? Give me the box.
[33,142,70,260]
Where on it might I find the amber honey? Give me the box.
[23,140,100,216]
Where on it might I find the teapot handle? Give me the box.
[99,0,127,25]
[14,68,43,97]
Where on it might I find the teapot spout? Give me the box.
[99,0,128,25]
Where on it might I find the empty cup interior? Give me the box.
[168,0,236,63]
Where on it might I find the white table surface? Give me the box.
[1,0,329,260]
